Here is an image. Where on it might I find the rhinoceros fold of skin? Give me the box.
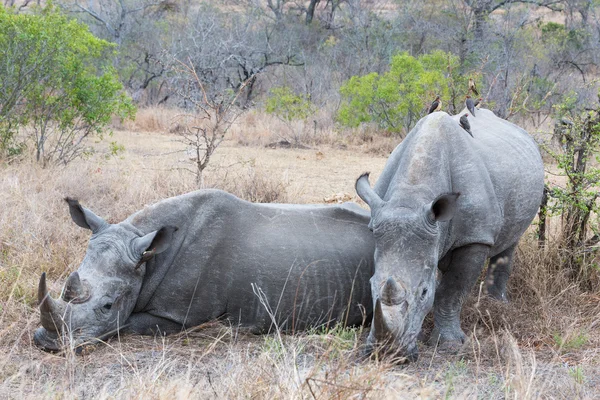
[34,190,375,351]
[355,108,544,361]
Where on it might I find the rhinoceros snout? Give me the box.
[405,345,419,362]
[365,318,420,363]
[363,336,419,363]
[33,327,61,352]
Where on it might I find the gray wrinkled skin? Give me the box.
[356,109,544,360]
[34,190,374,351]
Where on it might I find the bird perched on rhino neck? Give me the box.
[465,95,476,117]
[468,78,479,96]
[474,97,483,109]
[428,95,441,114]
[459,113,473,137]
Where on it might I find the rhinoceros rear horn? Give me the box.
[355,173,384,210]
[62,271,90,303]
[65,197,107,233]
[38,273,63,332]
[381,277,406,306]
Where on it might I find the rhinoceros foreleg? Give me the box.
[485,243,516,302]
[123,312,184,336]
[429,244,490,348]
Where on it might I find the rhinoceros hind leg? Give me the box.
[486,244,516,302]
[429,244,490,348]
[123,313,184,336]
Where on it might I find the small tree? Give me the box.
[265,86,315,145]
[0,5,135,165]
[337,51,463,135]
[543,89,600,281]
[173,59,253,187]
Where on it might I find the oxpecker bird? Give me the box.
[466,95,476,117]
[474,97,483,109]
[468,78,479,96]
[428,95,441,114]
[460,113,473,137]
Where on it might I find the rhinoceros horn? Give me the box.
[38,272,64,332]
[373,298,387,339]
[373,280,408,344]
[380,276,406,306]
[62,271,89,303]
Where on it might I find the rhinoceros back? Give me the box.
[127,190,374,333]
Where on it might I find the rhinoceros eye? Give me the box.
[420,288,428,301]
[96,302,114,317]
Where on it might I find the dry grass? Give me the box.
[1,125,599,398]
[120,107,182,133]
[204,162,291,203]
[229,108,399,156]
[121,106,400,157]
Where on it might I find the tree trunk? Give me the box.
[537,185,549,248]
[306,0,320,24]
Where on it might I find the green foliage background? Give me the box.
[266,86,314,122]
[0,5,135,164]
[337,51,471,135]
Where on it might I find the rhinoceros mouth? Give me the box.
[33,327,62,352]
[34,327,95,353]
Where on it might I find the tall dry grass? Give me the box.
[120,107,183,134]
[124,106,399,156]
[1,126,599,398]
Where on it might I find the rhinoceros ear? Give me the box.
[355,173,384,210]
[428,193,460,222]
[133,226,178,267]
[65,197,107,234]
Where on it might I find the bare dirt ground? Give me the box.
[1,127,599,399]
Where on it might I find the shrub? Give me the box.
[542,89,600,283]
[337,51,467,135]
[0,5,135,165]
[265,86,315,145]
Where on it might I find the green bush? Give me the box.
[266,86,313,122]
[0,5,135,165]
[337,51,464,135]
[265,86,314,144]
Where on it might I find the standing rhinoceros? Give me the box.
[34,190,374,351]
[356,109,544,360]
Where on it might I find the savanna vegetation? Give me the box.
[1,0,600,398]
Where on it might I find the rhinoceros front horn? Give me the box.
[38,272,64,332]
[373,298,387,339]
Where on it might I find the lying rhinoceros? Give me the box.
[34,190,374,351]
[356,109,544,360]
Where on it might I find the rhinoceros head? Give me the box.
[34,198,175,352]
[356,174,459,361]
